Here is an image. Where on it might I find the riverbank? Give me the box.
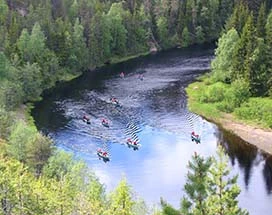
[186,79,272,155]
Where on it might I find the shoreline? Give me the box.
[186,81,272,155]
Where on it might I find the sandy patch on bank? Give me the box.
[217,114,272,154]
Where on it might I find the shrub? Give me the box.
[199,82,228,103]
[216,79,250,112]
[235,98,272,128]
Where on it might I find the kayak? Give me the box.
[191,134,201,144]
[97,151,110,161]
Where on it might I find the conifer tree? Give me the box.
[232,13,256,82]
[265,11,272,94]
[206,146,249,215]
[256,2,267,38]
[181,153,212,215]
[105,178,135,215]
[181,26,191,47]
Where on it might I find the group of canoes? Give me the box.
[82,115,110,127]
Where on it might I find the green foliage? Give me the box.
[17,63,43,101]
[195,26,205,44]
[0,0,8,25]
[235,97,272,128]
[181,27,191,47]
[206,146,249,215]
[157,16,170,49]
[0,52,9,80]
[0,109,15,139]
[211,28,239,83]
[199,82,228,103]
[159,147,248,215]
[0,80,23,110]
[43,150,76,180]
[256,3,267,37]
[7,121,37,163]
[160,199,180,215]
[217,79,251,112]
[232,13,256,81]
[106,178,135,215]
[181,153,212,215]
[107,3,128,55]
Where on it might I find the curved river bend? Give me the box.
[33,45,272,215]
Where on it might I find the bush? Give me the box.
[199,82,228,103]
[235,98,272,128]
[216,79,250,112]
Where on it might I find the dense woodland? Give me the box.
[0,0,270,214]
[191,0,272,128]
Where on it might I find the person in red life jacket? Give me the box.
[83,115,89,120]
[102,118,107,123]
[133,141,137,145]
[102,151,107,156]
[83,115,90,124]
[192,131,195,136]
[120,72,125,78]
[127,138,132,143]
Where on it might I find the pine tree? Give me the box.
[0,0,8,25]
[181,153,212,215]
[69,18,88,71]
[256,2,267,38]
[17,29,31,62]
[206,146,249,215]
[105,178,135,215]
[265,11,272,95]
[195,26,205,44]
[232,13,256,82]
[181,26,191,47]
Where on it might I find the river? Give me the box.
[32,45,272,215]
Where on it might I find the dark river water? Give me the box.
[32,45,272,215]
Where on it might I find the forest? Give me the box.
[0,0,270,214]
[188,1,272,129]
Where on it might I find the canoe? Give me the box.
[102,121,109,128]
[191,134,201,144]
[97,151,110,161]
[126,140,141,150]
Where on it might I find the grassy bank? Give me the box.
[186,76,272,129]
[186,76,272,154]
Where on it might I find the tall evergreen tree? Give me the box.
[256,2,267,38]
[206,146,249,215]
[265,11,272,95]
[232,13,256,82]
[181,153,212,215]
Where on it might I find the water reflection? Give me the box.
[263,156,272,194]
[219,129,257,188]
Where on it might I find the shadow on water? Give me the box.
[218,128,257,188]
[263,156,272,194]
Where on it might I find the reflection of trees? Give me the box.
[263,156,272,194]
[217,128,257,188]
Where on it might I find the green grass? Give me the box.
[186,76,272,129]
[235,97,272,128]
[186,81,221,119]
